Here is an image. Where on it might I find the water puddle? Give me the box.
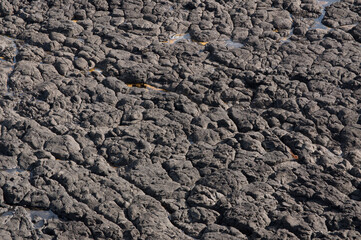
[275,0,340,44]
[0,167,26,174]
[161,33,191,44]
[1,211,14,217]
[1,209,59,229]
[161,33,248,49]
[0,35,18,64]
[278,28,294,44]
[161,33,209,46]
[1,35,19,94]
[311,0,340,30]
[89,67,103,73]
[126,83,166,91]
[225,39,244,48]
[29,209,59,229]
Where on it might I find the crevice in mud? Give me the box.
[48,175,128,229]
[121,208,142,240]
[117,171,198,239]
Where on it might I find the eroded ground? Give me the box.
[0,0,361,239]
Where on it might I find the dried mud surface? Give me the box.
[0,0,361,239]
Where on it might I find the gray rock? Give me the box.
[44,135,80,160]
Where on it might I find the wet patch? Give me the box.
[162,34,248,49]
[29,209,59,229]
[89,67,103,73]
[0,36,18,64]
[278,28,294,44]
[288,148,299,160]
[311,0,341,30]
[161,33,210,46]
[225,39,244,48]
[161,33,191,44]
[1,208,59,229]
[1,211,14,217]
[126,83,166,91]
[0,167,26,174]
[0,35,19,94]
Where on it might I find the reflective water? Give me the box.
[311,0,341,30]
[279,28,294,43]
[163,33,244,48]
[225,39,244,48]
[1,167,26,174]
[163,33,191,44]
[1,211,14,217]
[89,67,103,73]
[0,209,59,229]
[0,35,19,94]
[0,36,18,64]
[126,83,165,91]
[29,210,59,229]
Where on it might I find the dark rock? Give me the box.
[0,1,360,239]
[0,0,13,16]
[74,57,88,71]
[44,135,80,160]
[223,201,271,236]
[349,23,361,42]
[127,195,192,239]
[54,57,74,76]
[228,108,268,132]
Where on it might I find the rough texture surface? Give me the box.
[0,0,361,239]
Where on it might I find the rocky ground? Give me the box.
[0,0,360,239]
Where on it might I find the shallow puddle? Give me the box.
[29,210,59,229]
[0,167,26,174]
[0,36,18,64]
[311,0,340,30]
[1,211,14,217]
[1,35,19,95]
[225,39,244,48]
[162,33,191,44]
[127,83,165,91]
[1,209,59,229]
[279,28,294,44]
[162,33,247,49]
[89,67,103,73]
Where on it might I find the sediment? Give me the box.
[0,0,361,239]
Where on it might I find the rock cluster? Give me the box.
[0,0,361,239]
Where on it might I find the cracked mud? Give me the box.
[0,0,361,239]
